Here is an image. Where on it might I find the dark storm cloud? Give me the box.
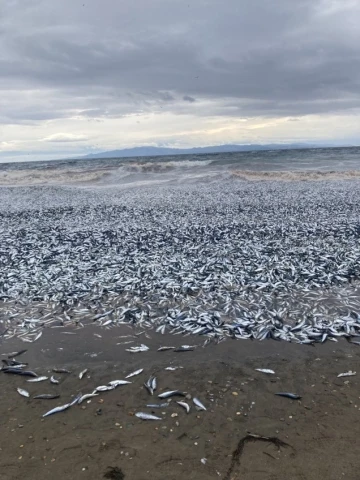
[0,0,360,122]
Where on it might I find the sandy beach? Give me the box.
[1,327,360,480]
[1,155,360,479]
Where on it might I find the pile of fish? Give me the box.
[0,179,360,344]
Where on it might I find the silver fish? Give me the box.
[135,412,162,421]
[193,397,206,411]
[125,368,144,379]
[337,371,356,378]
[177,401,190,413]
[126,344,149,353]
[255,368,275,375]
[34,331,43,342]
[108,380,131,387]
[94,385,115,392]
[174,346,194,352]
[158,390,185,399]
[144,376,156,395]
[78,393,99,404]
[50,375,60,384]
[27,376,49,382]
[17,388,30,398]
[53,368,71,374]
[146,403,169,408]
[42,403,70,418]
[275,392,302,400]
[79,368,88,379]
[7,349,27,358]
[157,346,175,351]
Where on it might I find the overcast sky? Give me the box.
[1,0,360,162]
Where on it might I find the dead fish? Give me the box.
[165,366,182,371]
[108,380,131,387]
[42,403,71,418]
[34,331,43,342]
[157,346,176,351]
[193,397,206,411]
[337,371,356,378]
[177,401,190,413]
[94,385,115,393]
[92,309,114,321]
[27,376,48,383]
[33,394,60,400]
[8,349,27,358]
[50,375,60,384]
[2,359,28,367]
[52,368,71,374]
[135,412,162,421]
[78,393,99,404]
[125,344,149,353]
[17,388,30,398]
[42,394,81,418]
[275,392,302,400]
[144,376,157,395]
[174,346,194,352]
[158,390,185,399]
[146,403,169,408]
[79,369,88,379]
[255,368,275,375]
[125,368,144,379]
[2,368,37,377]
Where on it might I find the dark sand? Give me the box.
[1,327,360,480]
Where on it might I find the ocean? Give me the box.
[0,146,360,187]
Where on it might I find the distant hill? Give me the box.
[81,143,322,160]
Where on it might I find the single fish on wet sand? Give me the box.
[53,368,71,374]
[193,397,206,411]
[135,412,162,421]
[33,394,60,400]
[125,368,144,379]
[2,368,37,377]
[17,388,30,398]
[177,401,190,413]
[79,368,88,379]
[158,390,185,399]
[27,376,48,382]
[78,393,99,404]
[275,392,302,400]
[337,371,356,378]
[146,403,169,408]
[255,368,275,375]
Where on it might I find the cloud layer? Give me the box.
[1,0,360,161]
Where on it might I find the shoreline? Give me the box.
[1,328,360,479]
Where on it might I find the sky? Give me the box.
[1,0,360,162]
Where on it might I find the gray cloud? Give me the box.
[0,0,360,133]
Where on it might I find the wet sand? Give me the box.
[1,327,360,480]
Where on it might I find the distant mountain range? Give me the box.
[81,143,328,159]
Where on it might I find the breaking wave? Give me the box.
[231,169,360,181]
